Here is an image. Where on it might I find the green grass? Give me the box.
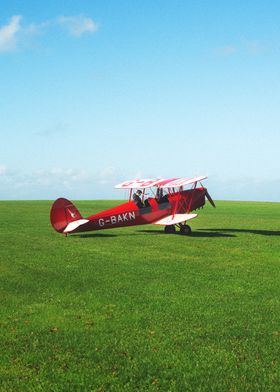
[1,200,280,391]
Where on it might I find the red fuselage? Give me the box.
[67,187,207,234]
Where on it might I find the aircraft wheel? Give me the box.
[180,224,192,235]
[164,225,176,234]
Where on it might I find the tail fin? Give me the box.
[50,198,83,233]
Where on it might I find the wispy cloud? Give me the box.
[214,44,237,57]
[57,15,98,37]
[98,166,116,185]
[0,164,7,175]
[0,166,89,193]
[0,166,123,199]
[243,39,265,55]
[24,20,50,36]
[0,14,98,53]
[48,167,89,185]
[0,15,22,52]
[214,39,266,57]
[34,122,69,138]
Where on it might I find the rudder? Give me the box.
[50,198,83,233]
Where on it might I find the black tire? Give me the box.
[164,225,176,234]
[180,224,192,235]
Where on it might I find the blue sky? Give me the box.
[0,1,279,201]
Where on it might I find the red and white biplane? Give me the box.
[50,175,215,236]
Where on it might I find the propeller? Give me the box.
[205,188,216,208]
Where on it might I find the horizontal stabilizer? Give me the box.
[154,213,197,226]
[63,219,89,233]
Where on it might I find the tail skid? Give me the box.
[50,198,88,233]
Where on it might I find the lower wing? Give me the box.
[154,213,198,226]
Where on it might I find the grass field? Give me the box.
[1,200,280,391]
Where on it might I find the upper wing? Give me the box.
[115,179,164,189]
[157,176,207,188]
[115,176,207,189]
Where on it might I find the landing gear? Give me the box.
[164,225,176,234]
[164,224,192,235]
[179,224,192,235]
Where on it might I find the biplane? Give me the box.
[50,175,215,236]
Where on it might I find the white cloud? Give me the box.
[0,164,7,175]
[243,39,264,55]
[48,167,89,183]
[0,14,98,54]
[99,166,115,178]
[24,20,50,36]
[35,122,69,137]
[98,166,116,185]
[0,167,88,190]
[214,44,237,57]
[57,15,98,37]
[0,15,22,52]
[214,39,267,58]
[0,166,122,199]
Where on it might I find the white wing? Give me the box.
[154,213,198,226]
[115,176,207,189]
[115,179,162,189]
